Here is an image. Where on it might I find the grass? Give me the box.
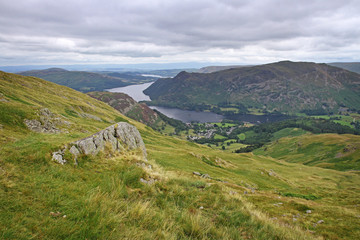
[255,133,360,171]
[1,71,360,239]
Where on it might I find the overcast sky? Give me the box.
[0,0,359,66]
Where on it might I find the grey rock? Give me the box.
[201,174,210,179]
[52,122,147,164]
[317,220,324,224]
[69,145,80,157]
[24,108,65,133]
[77,137,97,155]
[140,177,155,185]
[52,152,66,165]
[306,210,312,214]
[193,171,201,176]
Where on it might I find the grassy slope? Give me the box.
[254,133,360,171]
[1,72,360,239]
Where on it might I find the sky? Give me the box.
[0,0,360,66]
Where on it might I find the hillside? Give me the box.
[329,62,360,74]
[1,71,360,239]
[254,133,360,171]
[19,68,129,92]
[144,61,360,113]
[87,91,162,128]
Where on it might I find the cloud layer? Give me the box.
[1,0,359,65]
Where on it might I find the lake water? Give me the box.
[106,81,154,101]
[150,106,224,123]
[106,82,292,124]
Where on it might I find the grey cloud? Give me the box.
[0,0,359,65]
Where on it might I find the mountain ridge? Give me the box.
[144,61,360,113]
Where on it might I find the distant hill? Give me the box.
[144,61,360,113]
[197,65,253,73]
[87,91,161,128]
[328,62,360,74]
[19,68,129,92]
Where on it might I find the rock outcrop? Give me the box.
[24,108,70,134]
[52,122,147,164]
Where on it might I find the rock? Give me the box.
[193,171,201,176]
[69,145,80,157]
[201,174,210,179]
[293,218,297,222]
[306,210,312,214]
[140,177,155,185]
[24,108,66,133]
[317,220,324,224]
[52,151,66,165]
[199,206,204,210]
[52,122,147,164]
[77,137,97,155]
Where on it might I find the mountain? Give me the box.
[2,71,360,239]
[19,68,129,92]
[87,91,161,128]
[329,62,360,74]
[197,65,253,73]
[144,61,360,113]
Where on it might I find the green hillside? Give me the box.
[144,61,360,114]
[19,68,129,92]
[1,71,360,239]
[254,133,360,171]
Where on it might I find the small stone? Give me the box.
[293,218,297,222]
[63,215,67,218]
[270,217,278,220]
[317,220,324,224]
[52,152,66,165]
[199,206,204,210]
[306,210,312,214]
[193,172,201,176]
[201,174,210,179]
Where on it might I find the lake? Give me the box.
[106,81,154,101]
[106,82,293,124]
[150,106,224,123]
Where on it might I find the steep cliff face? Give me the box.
[52,122,147,165]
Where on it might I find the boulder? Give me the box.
[52,122,147,164]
